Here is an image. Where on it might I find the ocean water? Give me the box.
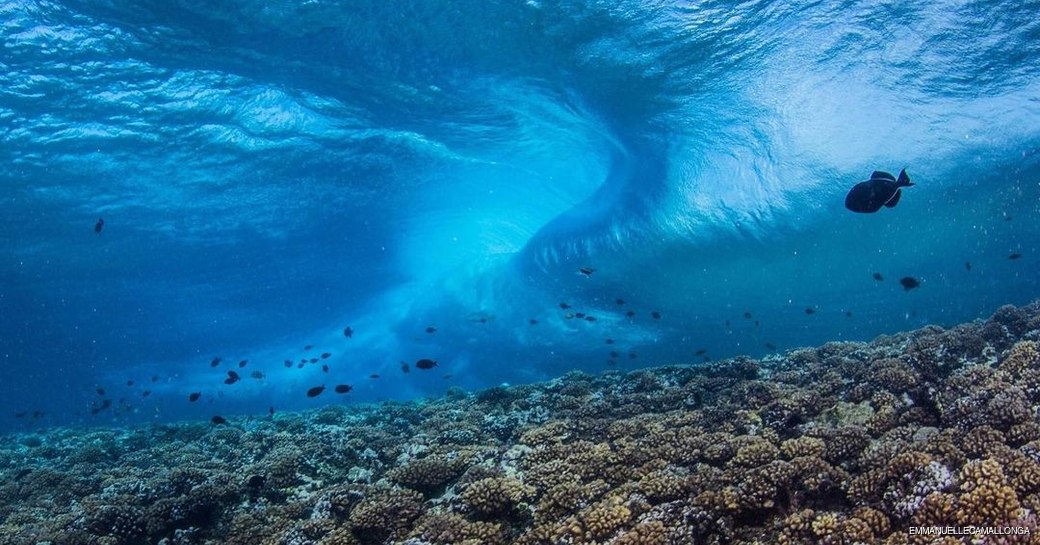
[1,0,1038,431]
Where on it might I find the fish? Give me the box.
[579,267,595,276]
[224,370,241,385]
[96,387,106,396]
[268,407,275,418]
[14,411,27,418]
[151,375,159,382]
[306,385,326,398]
[425,326,437,334]
[284,360,293,368]
[211,415,227,425]
[845,311,853,317]
[610,350,620,358]
[872,272,884,281]
[651,311,661,319]
[369,374,380,379]
[743,312,752,319]
[725,320,731,327]
[309,358,318,363]
[188,392,201,402]
[615,298,625,305]
[695,349,707,356]
[334,384,352,394]
[126,380,134,386]
[247,474,266,489]
[844,169,913,213]
[575,312,586,318]
[965,261,972,270]
[416,358,438,370]
[210,357,221,368]
[628,352,637,359]
[401,361,411,373]
[238,360,247,368]
[321,364,329,373]
[297,363,304,369]
[625,310,636,318]
[804,308,816,315]
[754,320,760,327]
[765,342,777,350]
[320,352,331,359]
[584,315,597,322]
[529,319,538,325]
[899,277,921,291]
[559,302,571,309]
[343,327,353,338]
[94,218,104,234]
[250,371,264,379]
[605,338,615,344]
[1009,253,1022,260]
[304,345,313,351]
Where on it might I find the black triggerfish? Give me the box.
[845,169,913,213]
[94,218,104,234]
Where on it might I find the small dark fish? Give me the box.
[1009,253,1022,260]
[628,352,637,359]
[309,358,318,363]
[189,392,201,402]
[334,384,352,394]
[416,358,437,370]
[695,349,707,356]
[425,326,437,334]
[743,312,752,319]
[320,352,331,359]
[94,218,104,234]
[306,385,325,398]
[96,387,106,396]
[845,311,853,317]
[246,474,266,489]
[651,311,661,319]
[610,350,620,358]
[151,375,158,383]
[224,370,240,385]
[804,307,816,315]
[14,411,27,418]
[211,415,227,425]
[899,277,921,291]
[250,371,264,379]
[126,380,134,386]
[210,357,221,367]
[529,319,538,325]
[625,310,635,318]
[754,320,760,327]
[579,267,595,276]
[615,298,625,305]
[765,343,777,350]
[584,315,597,322]
[142,390,151,397]
[369,374,380,379]
[872,272,884,281]
[284,360,293,368]
[321,364,329,373]
[725,320,731,327]
[443,374,453,380]
[303,345,313,351]
[965,261,972,270]
[605,338,614,344]
[268,406,275,418]
[559,302,571,309]
[845,169,913,213]
[300,359,307,364]
[401,361,411,373]
[343,327,353,338]
[238,360,247,368]
[575,312,586,318]
[297,363,304,369]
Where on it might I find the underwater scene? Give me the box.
[2,0,1040,543]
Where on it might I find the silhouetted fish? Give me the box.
[126,380,134,386]
[151,375,158,382]
[306,385,325,398]
[343,327,353,338]
[416,358,437,370]
[1009,253,1022,260]
[211,415,227,425]
[238,360,247,368]
[189,392,201,402]
[845,169,913,213]
[334,384,352,394]
[625,310,635,318]
[425,326,437,333]
[96,387,105,396]
[845,311,853,317]
[224,371,240,385]
[575,312,586,318]
[321,364,328,373]
[250,371,264,379]
[579,267,595,276]
[401,361,410,373]
[743,312,752,319]
[559,302,571,309]
[610,350,620,358]
[965,261,972,270]
[529,319,538,325]
[651,311,661,319]
[320,352,331,359]
[297,363,304,369]
[899,277,921,291]
[873,272,884,281]
[268,407,275,418]
[309,358,318,363]
[605,338,614,344]
[369,374,380,379]
[695,349,707,356]
[765,342,777,350]
[615,298,625,305]
[584,315,597,322]
[804,307,816,315]
[628,352,637,359]
[304,345,313,351]
[284,360,293,368]
[210,357,221,368]
[94,218,104,234]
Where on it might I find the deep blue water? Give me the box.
[2,0,1039,431]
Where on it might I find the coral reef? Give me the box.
[2,301,1040,544]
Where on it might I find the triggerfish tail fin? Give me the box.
[897,168,913,186]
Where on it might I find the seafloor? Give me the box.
[3,304,1040,545]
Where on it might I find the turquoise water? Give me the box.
[1,0,1038,430]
